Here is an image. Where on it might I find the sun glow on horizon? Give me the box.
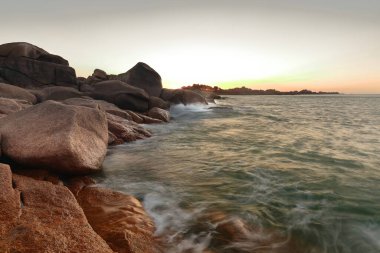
[9,0,379,93]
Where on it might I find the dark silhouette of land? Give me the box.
[182,84,339,95]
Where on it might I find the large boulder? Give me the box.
[0,82,37,104]
[160,88,207,105]
[69,178,162,253]
[0,42,77,88]
[0,164,114,253]
[0,101,108,174]
[63,97,133,120]
[88,80,150,112]
[32,86,85,102]
[114,62,162,97]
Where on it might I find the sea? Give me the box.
[96,95,380,253]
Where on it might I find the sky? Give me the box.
[1,0,379,93]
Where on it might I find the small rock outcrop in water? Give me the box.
[0,42,77,88]
[148,107,170,122]
[0,164,114,253]
[0,101,108,174]
[160,88,208,105]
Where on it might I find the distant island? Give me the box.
[182,84,339,95]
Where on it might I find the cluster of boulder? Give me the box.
[0,42,214,253]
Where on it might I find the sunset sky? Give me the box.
[1,0,379,93]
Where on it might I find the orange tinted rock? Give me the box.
[13,168,62,185]
[0,163,114,253]
[73,185,162,253]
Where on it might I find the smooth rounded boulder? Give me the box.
[0,42,77,88]
[0,101,108,174]
[89,80,150,112]
[0,82,37,104]
[63,97,133,120]
[115,62,162,97]
[32,86,85,102]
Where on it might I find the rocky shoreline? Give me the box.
[0,42,212,253]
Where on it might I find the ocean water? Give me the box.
[97,95,380,253]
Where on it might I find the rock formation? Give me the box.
[0,42,77,88]
[0,82,37,104]
[0,101,108,174]
[160,88,207,105]
[0,164,114,253]
[0,41,213,253]
[114,62,162,97]
[88,80,150,112]
[69,178,163,253]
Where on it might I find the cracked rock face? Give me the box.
[0,42,77,89]
[0,163,114,253]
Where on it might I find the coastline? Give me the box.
[0,42,212,253]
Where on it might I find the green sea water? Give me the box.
[98,95,380,253]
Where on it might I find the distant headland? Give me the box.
[182,84,340,95]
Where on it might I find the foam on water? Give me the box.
[98,95,380,253]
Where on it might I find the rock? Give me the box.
[160,88,207,105]
[0,82,37,104]
[63,97,133,120]
[191,90,220,103]
[114,62,162,97]
[0,97,31,115]
[0,101,108,174]
[92,69,108,80]
[0,163,20,236]
[139,114,164,124]
[206,212,251,242]
[89,80,150,112]
[147,107,170,122]
[149,96,170,110]
[0,163,114,253]
[107,113,151,144]
[79,82,94,92]
[71,182,162,253]
[0,42,77,88]
[125,110,144,124]
[12,168,63,185]
[32,86,85,102]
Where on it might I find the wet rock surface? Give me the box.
[69,179,162,253]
